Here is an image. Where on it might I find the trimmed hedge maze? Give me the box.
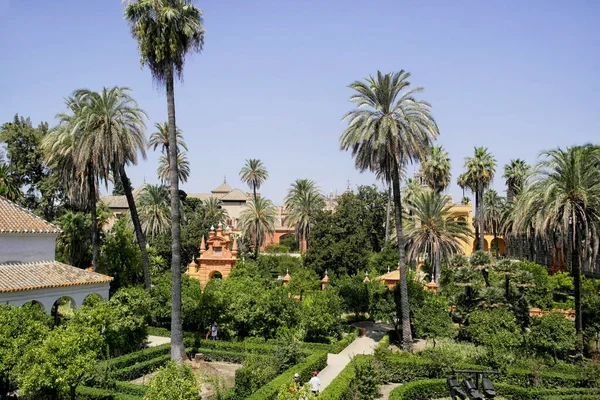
[78,330,359,399]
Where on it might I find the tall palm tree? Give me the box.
[239,197,277,251]
[43,95,102,272]
[239,159,268,256]
[284,179,325,251]
[401,177,423,215]
[482,189,505,257]
[457,172,470,202]
[157,152,190,184]
[138,184,171,239]
[125,0,205,362]
[513,145,600,350]
[405,191,472,284]
[202,197,229,225]
[340,71,439,350]
[503,159,529,202]
[148,122,188,154]
[422,145,451,193]
[463,147,496,251]
[73,87,152,290]
[0,164,21,201]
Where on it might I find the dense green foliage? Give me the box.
[305,186,389,276]
[529,313,577,363]
[412,295,457,346]
[0,304,52,399]
[143,362,200,400]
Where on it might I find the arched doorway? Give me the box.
[83,293,103,307]
[471,239,489,253]
[23,300,46,312]
[491,238,506,256]
[210,271,223,280]
[51,296,75,326]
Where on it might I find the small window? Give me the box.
[213,247,222,255]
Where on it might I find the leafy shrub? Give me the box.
[348,357,380,400]
[235,354,280,398]
[412,295,457,346]
[528,313,577,363]
[144,362,200,400]
[467,308,523,368]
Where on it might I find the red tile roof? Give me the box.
[0,196,61,234]
[0,260,112,293]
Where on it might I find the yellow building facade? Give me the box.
[447,201,506,257]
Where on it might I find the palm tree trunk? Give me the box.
[477,188,485,251]
[493,224,499,258]
[253,186,259,258]
[88,171,100,272]
[434,245,441,284]
[571,219,583,352]
[392,172,413,351]
[385,184,391,246]
[120,166,151,290]
[166,66,185,362]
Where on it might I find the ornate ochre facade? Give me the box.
[185,223,238,287]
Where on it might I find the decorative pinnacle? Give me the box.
[387,266,390,273]
[210,225,215,231]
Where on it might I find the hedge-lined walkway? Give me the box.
[146,335,170,347]
[319,322,391,391]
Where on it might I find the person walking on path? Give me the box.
[309,371,321,396]
[210,322,218,340]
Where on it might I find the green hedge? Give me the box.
[387,379,600,400]
[113,382,148,396]
[319,355,372,400]
[111,354,171,381]
[377,353,587,388]
[388,378,446,400]
[245,351,328,400]
[146,326,357,355]
[76,386,142,400]
[329,331,358,354]
[110,346,257,381]
[104,343,171,371]
[495,384,600,400]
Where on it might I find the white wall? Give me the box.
[0,283,110,313]
[0,234,57,263]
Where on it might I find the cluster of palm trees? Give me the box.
[237,159,327,255]
[42,87,152,292]
[504,146,600,348]
[340,70,440,350]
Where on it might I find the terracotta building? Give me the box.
[185,223,238,287]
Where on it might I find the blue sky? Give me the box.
[1,0,599,204]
